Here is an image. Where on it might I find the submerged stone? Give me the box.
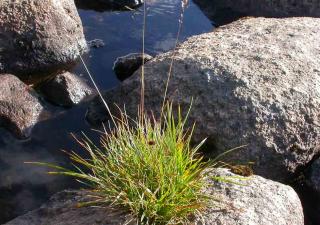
[87,39,105,49]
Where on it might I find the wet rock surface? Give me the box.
[193,0,320,25]
[87,39,105,49]
[39,72,93,107]
[87,17,320,181]
[5,169,304,225]
[0,74,43,139]
[0,0,88,76]
[113,53,153,81]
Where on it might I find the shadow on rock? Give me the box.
[193,0,246,26]
[193,0,320,26]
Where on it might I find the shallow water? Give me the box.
[0,1,213,223]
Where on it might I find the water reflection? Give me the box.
[75,0,143,11]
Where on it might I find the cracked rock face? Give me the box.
[5,169,304,225]
[39,72,92,107]
[87,17,320,181]
[0,74,43,139]
[0,0,88,76]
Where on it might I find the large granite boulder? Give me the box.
[193,0,320,25]
[0,0,88,76]
[5,169,304,225]
[0,74,43,139]
[87,17,320,181]
[39,72,92,107]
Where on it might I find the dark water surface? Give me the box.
[0,1,213,223]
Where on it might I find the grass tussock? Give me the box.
[43,103,210,224]
[30,1,224,224]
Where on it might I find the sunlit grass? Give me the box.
[39,103,211,224]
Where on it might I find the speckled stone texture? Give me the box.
[197,168,304,225]
[0,74,43,139]
[4,190,134,225]
[0,0,88,76]
[87,17,320,181]
[39,72,92,107]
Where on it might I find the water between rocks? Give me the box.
[0,1,213,223]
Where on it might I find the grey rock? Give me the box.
[113,53,153,81]
[40,72,92,107]
[86,17,320,181]
[307,158,320,194]
[5,169,304,225]
[0,74,43,139]
[197,168,304,225]
[87,39,105,49]
[193,0,320,25]
[0,0,88,76]
[5,190,134,225]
